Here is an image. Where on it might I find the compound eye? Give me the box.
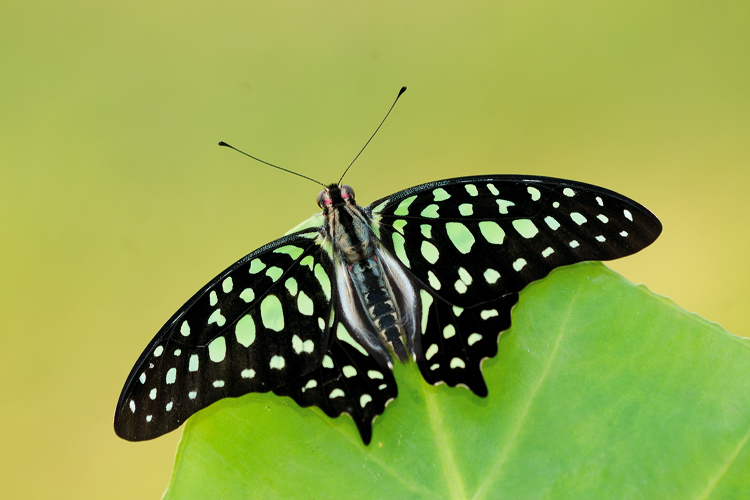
[341,185,355,200]
[316,189,329,208]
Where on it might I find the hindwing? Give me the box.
[274,312,398,445]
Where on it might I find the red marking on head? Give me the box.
[324,198,333,206]
[341,192,349,199]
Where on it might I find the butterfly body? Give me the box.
[115,175,661,445]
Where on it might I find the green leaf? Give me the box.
[164,262,750,499]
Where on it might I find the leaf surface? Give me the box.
[164,262,750,499]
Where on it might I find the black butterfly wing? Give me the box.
[370,175,661,392]
[114,228,335,441]
[273,311,398,445]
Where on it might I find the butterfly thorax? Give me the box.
[320,184,410,363]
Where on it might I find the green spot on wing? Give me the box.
[300,255,315,271]
[235,315,256,347]
[265,266,283,282]
[571,212,587,225]
[392,232,410,268]
[512,219,539,238]
[458,203,473,216]
[284,214,325,235]
[260,295,285,332]
[421,240,439,264]
[208,336,226,363]
[297,291,314,316]
[433,188,450,201]
[478,221,505,244]
[248,259,266,274]
[394,195,417,216]
[496,199,515,214]
[274,245,304,260]
[336,323,368,356]
[419,289,433,333]
[446,222,475,254]
[314,264,331,301]
[371,200,389,214]
[285,277,298,296]
[421,204,440,218]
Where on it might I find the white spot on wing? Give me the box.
[427,270,441,290]
[570,212,587,225]
[467,333,482,346]
[480,309,499,320]
[484,268,500,284]
[425,344,439,360]
[207,309,226,327]
[459,203,473,216]
[544,216,560,230]
[443,325,456,339]
[329,388,345,399]
[269,355,285,370]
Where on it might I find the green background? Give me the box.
[1,1,748,498]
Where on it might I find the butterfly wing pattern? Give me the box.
[371,175,661,397]
[115,175,661,445]
[114,229,335,441]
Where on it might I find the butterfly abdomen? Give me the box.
[348,256,409,362]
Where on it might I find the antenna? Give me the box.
[218,141,327,187]
[338,86,407,185]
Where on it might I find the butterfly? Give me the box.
[114,172,661,445]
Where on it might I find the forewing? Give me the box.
[274,309,398,445]
[114,229,334,441]
[371,175,662,307]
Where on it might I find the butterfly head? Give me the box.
[317,184,356,209]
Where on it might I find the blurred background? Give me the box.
[1,1,748,498]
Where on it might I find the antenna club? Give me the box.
[218,141,230,147]
[398,86,407,97]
